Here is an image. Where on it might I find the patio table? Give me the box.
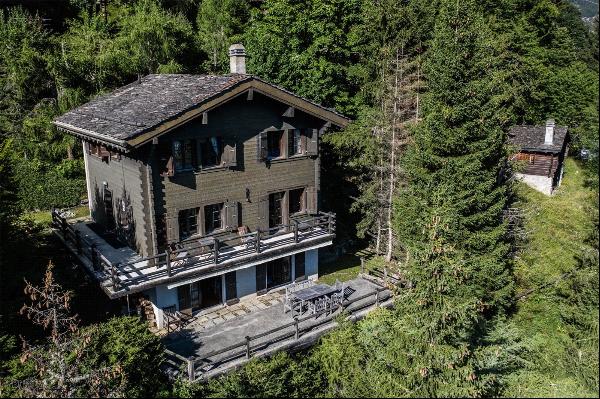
[291,284,339,315]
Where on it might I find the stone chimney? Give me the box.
[544,119,555,145]
[229,43,246,74]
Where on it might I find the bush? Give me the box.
[81,316,167,398]
[13,158,85,210]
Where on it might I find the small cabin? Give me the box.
[509,119,569,195]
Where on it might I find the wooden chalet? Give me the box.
[52,44,350,329]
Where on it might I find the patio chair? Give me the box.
[314,298,328,315]
[175,310,196,326]
[238,226,255,249]
[331,292,343,309]
[171,250,188,267]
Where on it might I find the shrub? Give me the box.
[81,316,167,398]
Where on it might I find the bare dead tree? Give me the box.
[372,47,423,262]
[13,262,125,398]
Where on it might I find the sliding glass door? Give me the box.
[177,276,223,314]
[256,257,292,294]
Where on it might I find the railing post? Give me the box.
[328,213,333,233]
[294,317,299,340]
[256,230,261,254]
[91,244,98,270]
[75,230,82,255]
[213,239,219,264]
[187,357,195,382]
[375,290,380,307]
[61,218,67,240]
[245,336,251,359]
[111,263,119,289]
[166,248,172,277]
[360,257,365,275]
[293,220,299,243]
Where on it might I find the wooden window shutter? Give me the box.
[301,129,308,154]
[224,201,239,230]
[306,129,318,156]
[281,129,289,158]
[256,263,267,295]
[225,271,238,303]
[257,195,269,230]
[223,141,237,167]
[306,186,317,214]
[166,216,178,243]
[257,131,268,161]
[165,156,174,177]
[198,206,206,236]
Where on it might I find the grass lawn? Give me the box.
[318,248,393,285]
[23,205,90,227]
[505,158,598,397]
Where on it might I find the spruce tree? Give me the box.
[396,0,513,316]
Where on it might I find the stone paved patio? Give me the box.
[184,290,285,331]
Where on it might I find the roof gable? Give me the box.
[54,74,350,150]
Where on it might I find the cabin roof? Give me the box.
[53,74,350,150]
[508,124,569,154]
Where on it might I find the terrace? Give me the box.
[51,209,336,298]
[161,276,394,381]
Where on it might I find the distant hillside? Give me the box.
[571,0,599,18]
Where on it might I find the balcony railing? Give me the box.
[52,209,335,296]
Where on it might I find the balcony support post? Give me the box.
[213,239,220,264]
[293,220,299,243]
[166,248,172,277]
[256,230,261,254]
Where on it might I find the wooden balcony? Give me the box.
[51,210,335,298]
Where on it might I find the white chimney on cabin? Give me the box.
[545,119,555,145]
[229,43,246,74]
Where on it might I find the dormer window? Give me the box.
[200,137,223,168]
[288,129,304,156]
[172,139,197,171]
[267,131,284,159]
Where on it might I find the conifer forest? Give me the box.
[0,0,598,397]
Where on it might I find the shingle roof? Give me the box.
[54,74,349,148]
[54,74,251,142]
[508,125,568,154]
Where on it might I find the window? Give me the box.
[269,191,285,228]
[200,137,223,167]
[173,139,196,171]
[529,154,535,164]
[267,131,284,159]
[178,208,199,240]
[88,143,110,162]
[288,129,303,156]
[204,203,224,233]
[289,188,305,215]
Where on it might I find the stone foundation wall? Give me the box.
[515,173,553,196]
